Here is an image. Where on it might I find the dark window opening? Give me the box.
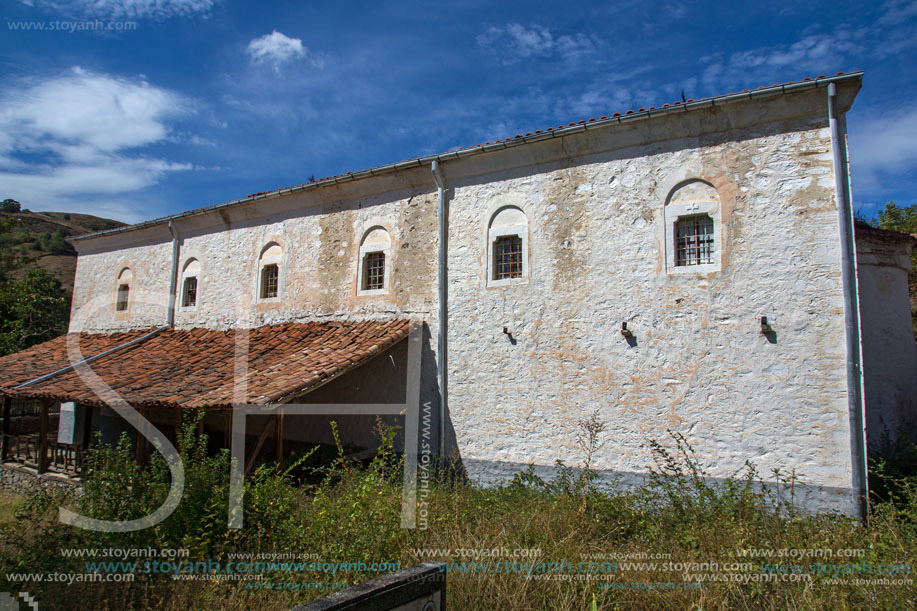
[362,252,385,291]
[182,276,198,307]
[493,235,523,280]
[116,284,130,311]
[676,215,714,266]
[260,264,279,299]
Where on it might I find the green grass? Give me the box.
[0,419,914,610]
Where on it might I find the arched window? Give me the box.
[259,242,283,300]
[358,227,391,294]
[180,258,200,308]
[115,267,132,312]
[664,180,721,272]
[487,206,528,286]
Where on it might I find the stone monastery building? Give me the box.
[1,70,915,518]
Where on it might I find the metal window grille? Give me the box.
[260,264,278,299]
[182,276,197,307]
[493,235,523,280]
[116,284,130,311]
[675,215,714,266]
[363,252,385,291]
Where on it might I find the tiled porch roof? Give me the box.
[0,320,413,410]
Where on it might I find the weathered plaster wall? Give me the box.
[856,234,917,446]
[71,182,439,332]
[67,83,863,514]
[445,114,856,513]
[70,236,173,332]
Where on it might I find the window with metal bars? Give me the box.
[260,264,278,299]
[675,215,714,266]
[182,276,198,307]
[362,252,385,291]
[493,235,523,280]
[115,283,130,311]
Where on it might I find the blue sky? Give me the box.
[1,0,915,223]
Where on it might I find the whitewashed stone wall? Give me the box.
[444,116,856,514]
[69,83,865,514]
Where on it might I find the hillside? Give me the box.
[0,210,126,293]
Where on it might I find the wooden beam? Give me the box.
[174,408,182,445]
[244,417,275,476]
[134,406,145,464]
[274,409,284,465]
[38,398,50,473]
[1,396,10,462]
[81,404,94,449]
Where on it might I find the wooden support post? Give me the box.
[1,396,11,462]
[81,404,94,449]
[174,408,182,444]
[38,398,50,473]
[274,409,283,465]
[223,410,231,448]
[244,417,275,476]
[197,416,204,437]
[135,406,145,464]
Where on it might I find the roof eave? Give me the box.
[72,71,864,244]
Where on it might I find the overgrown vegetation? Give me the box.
[1,414,915,610]
[0,268,70,355]
[0,200,126,355]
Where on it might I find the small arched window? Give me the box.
[487,206,528,286]
[259,242,282,300]
[180,258,200,308]
[665,180,722,272]
[358,227,391,295]
[115,267,132,312]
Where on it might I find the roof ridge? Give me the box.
[72,71,863,243]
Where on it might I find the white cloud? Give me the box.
[476,23,596,63]
[20,0,216,20]
[0,68,193,221]
[849,106,917,196]
[247,31,307,72]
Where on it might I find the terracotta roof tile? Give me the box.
[0,320,413,410]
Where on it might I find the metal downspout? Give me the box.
[432,160,447,459]
[167,220,180,328]
[828,82,868,519]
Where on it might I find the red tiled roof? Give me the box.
[73,71,863,243]
[0,320,412,409]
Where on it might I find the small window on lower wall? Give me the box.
[362,252,385,291]
[115,284,130,311]
[493,235,523,280]
[260,264,278,299]
[675,214,714,266]
[181,276,198,307]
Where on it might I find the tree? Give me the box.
[0,268,70,356]
[0,199,21,213]
[876,201,917,235]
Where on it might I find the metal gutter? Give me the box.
[71,72,864,244]
[431,160,447,458]
[828,82,869,520]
